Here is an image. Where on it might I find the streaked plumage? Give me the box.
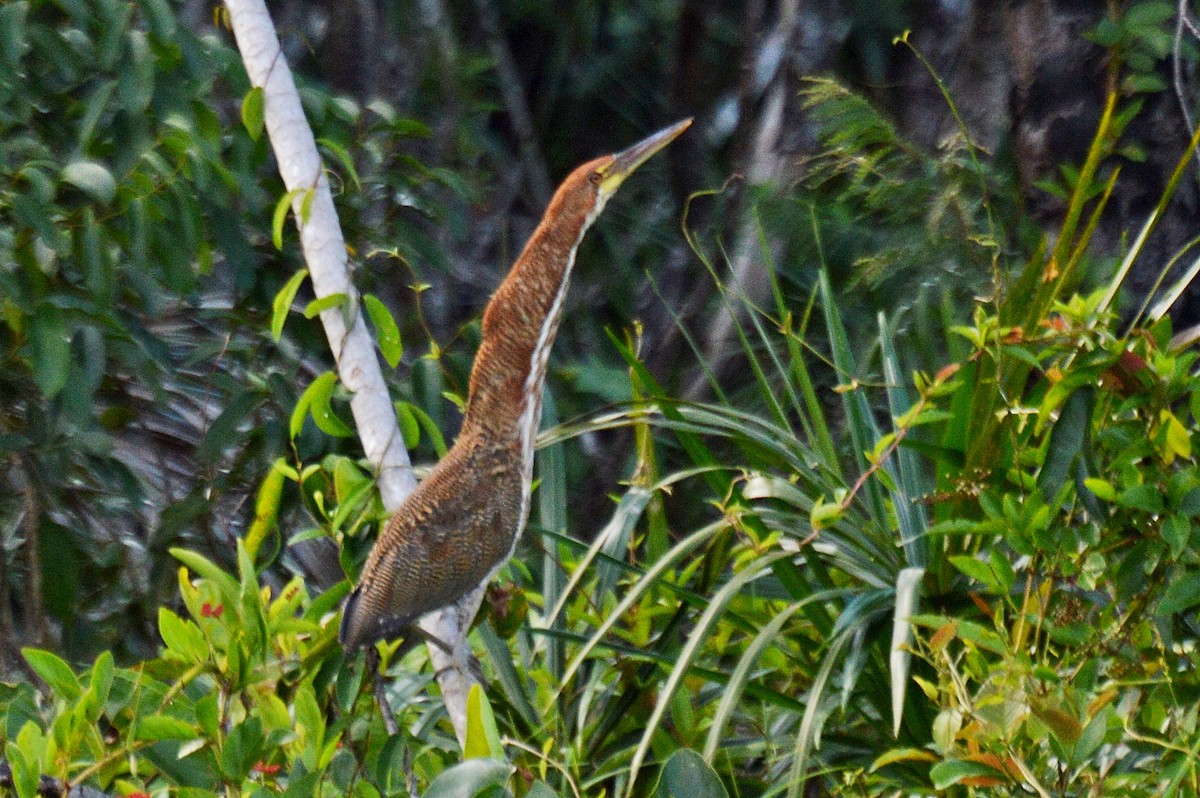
[340,119,692,650]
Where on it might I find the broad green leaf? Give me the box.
[869,747,939,771]
[1037,385,1093,500]
[78,80,117,150]
[404,401,447,456]
[170,547,242,608]
[293,371,354,438]
[25,307,70,399]
[61,161,116,204]
[1162,409,1191,460]
[271,269,308,340]
[929,759,1008,789]
[118,29,153,111]
[1118,483,1165,514]
[89,651,114,713]
[136,714,198,742]
[219,717,265,782]
[1160,570,1200,615]
[22,649,81,701]
[300,187,316,223]
[422,758,511,798]
[1030,696,1082,744]
[652,748,728,798]
[0,2,29,71]
[138,0,177,38]
[949,555,1001,592]
[1083,477,1116,502]
[5,738,38,798]
[158,607,208,663]
[364,293,402,367]
[463,684,504,760]
[303,292,348,319]
[241,86,264,141]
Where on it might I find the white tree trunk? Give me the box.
[223,0,476,744]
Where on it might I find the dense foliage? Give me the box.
[4,0,1200,796]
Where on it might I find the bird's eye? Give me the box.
[588,171,602,186]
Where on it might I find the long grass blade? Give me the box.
[548,521,726,708]
[890,566,924,737]
[625,551,790,796]
[702,596,834,762]
[538,391,567,682]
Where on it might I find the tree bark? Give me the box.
[222,0,476,744]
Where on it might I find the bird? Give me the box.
[339,118,693,650]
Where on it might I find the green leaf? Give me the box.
[406,401,447,456]
[394,401,420,449]
[0,2,29,72]
[241,86,265,141]
[303,292,348,319]
[317,137,361,190]
[245,460,287,561]
[652,749,728,798]
[1118,483,1165,514]
[135,714,198,742]
[364,294,402,367]
[293,371,354,438]
[1083,477,1116,502]
[463,684,504,760]
[271,269,308,340]
[1160,570,1200,615]
[272,188,306,250]
[5,738,38,798]
[138,0,176,38]
[220,717,265,782]
[1162,515,1191,559]
[21,649,81,701]
[118,29,153,111]
[89,651,114,711]
[159,607,208,663]
[61,161,116,205]
[929,759,1008,789]
[1037,385,1093,500]
[1030,696,1083,744]
[422,759,511,798]
[170,547,242,608]
[25,306,70,399]
[300,187,316,224]
[949,555,1001,592]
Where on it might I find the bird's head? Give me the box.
[555,118,693,225]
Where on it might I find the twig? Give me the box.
[15,453,46,647]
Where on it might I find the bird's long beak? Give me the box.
[598,118,693,194]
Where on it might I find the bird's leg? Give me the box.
[366,647,418,797]
[397,623,487,683]
[367,647,400,736]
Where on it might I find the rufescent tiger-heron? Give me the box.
[339,118,693,650]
